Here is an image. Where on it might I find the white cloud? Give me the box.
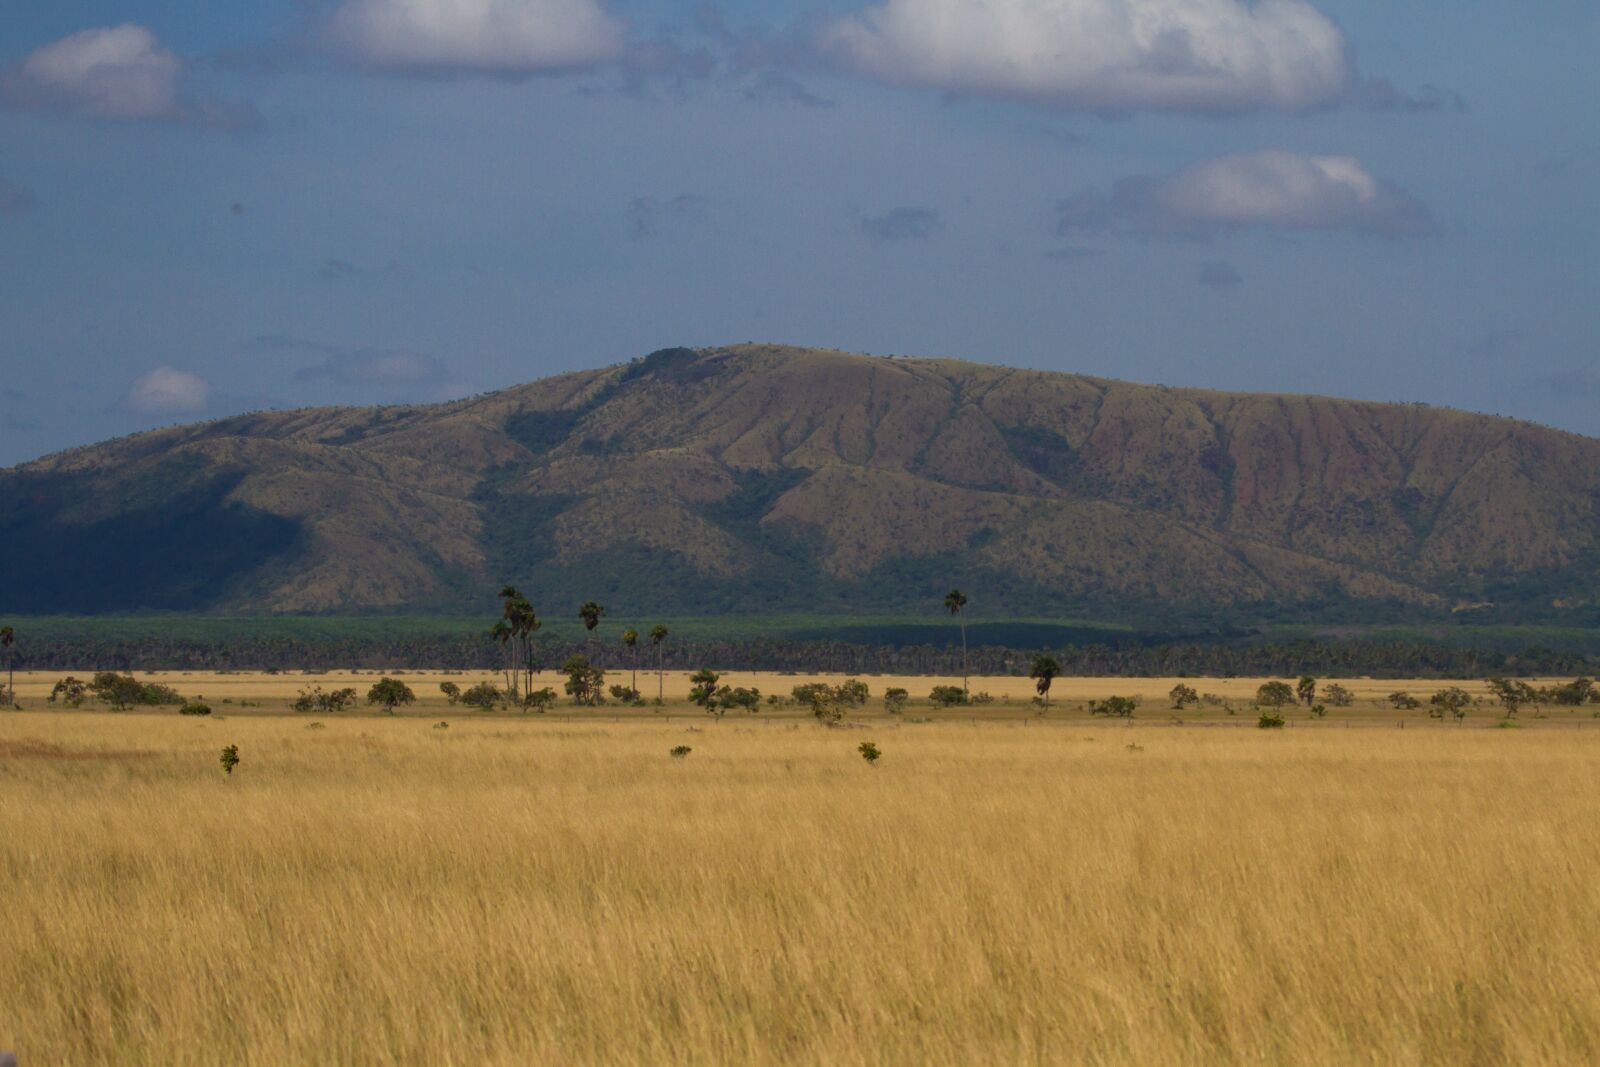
[1058,150,1432,238]
[327,0,626,73]
[126,367,211,414]
[821,0,1349,114]
[2,25,182,121]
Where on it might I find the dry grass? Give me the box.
[2,711,1599,1065]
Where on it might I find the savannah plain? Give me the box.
[4,670,1600,1064]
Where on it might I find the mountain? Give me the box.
[5,344,1599,622]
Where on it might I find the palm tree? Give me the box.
[944,589,969,696]
[650,624,669,703]
[495,586,541,700]
[622,629,639,695]
[1030,654,1061,711]
[579,601,605,665]
[1,626,14,706]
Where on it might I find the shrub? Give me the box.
[1389,691,1421,710]
[609,685,643,704]
[366,678,416,713]
[883,687,909,714]
[439,681,461,705]
[1543,677,1596,706]
[90,672,184,709]
[1169,684,1199,709]
[1089,696,1139,718]
[929,686,967,707]
[790,683,831,706]
[1486,677,1539,718]
[670,745,692,759]
[179,702,212,716]
[220,744,240,776]
[460,682,502,710]
[1309,704,1327,719]
[1322,684,1354,707]
[858,741,881,765]
[1258,711,1286,729]
[1255,681,1296,708]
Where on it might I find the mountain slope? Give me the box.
[5,344,1599,620]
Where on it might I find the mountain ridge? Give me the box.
[4,343,1598,621]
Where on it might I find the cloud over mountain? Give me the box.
[1057,150,1433,238]
[125,367,211,414]
[820,0,1349,114]
[326,0,626,74]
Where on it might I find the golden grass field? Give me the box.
[3,681,1600,1066]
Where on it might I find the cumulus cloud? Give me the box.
[821,0,1349,114]
[326,0,626,74]
[0,179,35,213]
[126,367,211,414]
[0,24,257,127]
[861,206,942,243]
[1057,150,1432,239]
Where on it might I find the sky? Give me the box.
[0,0,1596,466]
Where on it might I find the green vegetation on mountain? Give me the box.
[4,344,1598,622]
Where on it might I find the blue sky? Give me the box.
[1,0,1596,465]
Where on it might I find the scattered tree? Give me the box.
[929,685,967,707]
[439,681,461,705]
[944,589,969,696]
[1,626,14,706]
[649,625,669,703]
[622,629,639,696]
[366,677,416,714]
[1486,677,1538,719]
[1389,691,1421,710]
[1169,684,1199,710]
[690,669,723,708]
[1297,675,1317,707]
[1429,687,1472,723]
[1255,681,1296,708]
[522,687,557,712]
[1322,684,1354,707]
[49,676,87,707]
[609,684,642,705]
[562,655,605,706]
[883,687,909,715]
[579,601,605,664]
[292,685,358,713]
[1030,654,1061,710]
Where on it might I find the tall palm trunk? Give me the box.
[960,617,968,696]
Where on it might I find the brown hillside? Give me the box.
[4,344,1597,618]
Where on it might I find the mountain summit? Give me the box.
[5,344,1598,620]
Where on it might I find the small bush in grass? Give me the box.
[670,745,692,759]
[460,682,502,710]
[179,702,212,716]
[1389,691,1421,710]
[1258,710,1286,729]
[1089,696,1139,718]
[293,685,358,713]
[858,742,881,765]
[220,745,240,776]
[1309,704,1327,719]
[1430,687,1471,723]
[929,686,967,707]
[609,685,643,705]
[835,679,870,706]
[883,687,909,714]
